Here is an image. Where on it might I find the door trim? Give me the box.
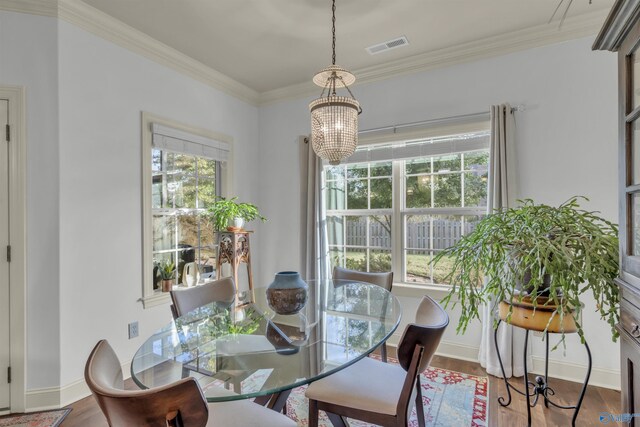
[1,86,26,413]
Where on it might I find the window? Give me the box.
[325,127,489,286]
[142,113,232,308]
[151,151,218,289]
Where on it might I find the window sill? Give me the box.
[142,292,171,309]
[392,282,456,301]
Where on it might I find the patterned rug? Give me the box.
[0,408,71,427]
[285,365,487,427]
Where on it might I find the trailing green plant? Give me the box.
[207,197,266,231]
[433,197,619,345]
[158,261,176,280]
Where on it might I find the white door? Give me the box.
[0,99,9,411]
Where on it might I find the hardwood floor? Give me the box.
[431,355,620,427]
[58,354,620,427]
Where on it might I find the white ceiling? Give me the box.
[79,0,614,93]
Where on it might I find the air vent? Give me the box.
[366,36,409,55]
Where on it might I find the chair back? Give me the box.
[85,340,209,427]
[170,276,235,319]
[394,296,448,423]
[332,266,393,291]
[397,295,449,374]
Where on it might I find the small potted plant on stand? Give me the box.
[207,197,266,231]
[158,261,176,292]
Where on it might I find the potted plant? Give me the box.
[158,261,176,292]
[207,196,266,231]
[433,197,619,343]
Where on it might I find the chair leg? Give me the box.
[381,342,388,363]
[326,412,349,427]
[415,376,425,427]
[309,399,319,427]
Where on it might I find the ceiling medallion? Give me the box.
[309,0,362,165]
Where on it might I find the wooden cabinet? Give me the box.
[621,329,640,424]
[595,1,640,421]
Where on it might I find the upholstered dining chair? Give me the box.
[305,295,448,427]
[170,276,235,319]
[332,266,393,361]
[85,339,297,427]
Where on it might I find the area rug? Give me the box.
[0,408,71,427]
[286,365,488,427]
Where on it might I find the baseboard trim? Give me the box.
[530,356,620,391]
[25,360,131,411]
[25,386,60,412]
[387,336,621,390]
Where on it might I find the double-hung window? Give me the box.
[141,114,232,307]
[325,123,490,286]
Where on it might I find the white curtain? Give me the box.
[477,104,530,378]
[300,136,329,281]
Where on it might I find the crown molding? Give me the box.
[258,8,611,105]
[0,0,260,105]
[57,0,260,105]
[0,0,56,16]
[1,1,609,107]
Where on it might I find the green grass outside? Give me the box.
[339,251,457,284]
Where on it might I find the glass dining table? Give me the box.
[131,279,401,411]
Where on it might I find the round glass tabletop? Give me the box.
[131,279,401,402]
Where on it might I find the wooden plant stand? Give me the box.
[215,230,254,293]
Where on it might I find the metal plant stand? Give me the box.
[494,318,592,427]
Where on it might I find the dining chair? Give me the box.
[305,295,449,427]
[85,339,297,427]
[332,266,393,361]
[170,276,235,319]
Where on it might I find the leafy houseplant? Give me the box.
[207,197,266,231]
[434,197,619,344]
[158,261,176,292]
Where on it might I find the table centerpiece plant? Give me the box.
[433,196,619,345]
[207,196,266,231]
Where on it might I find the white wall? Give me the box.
[0,11,61,391]
[257,36,620,387]
[57,20,260,394]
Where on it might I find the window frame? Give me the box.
[325,120,490,290]
[141,112,233,308]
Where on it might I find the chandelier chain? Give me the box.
[337,75,363,114]
[331,0,336,66]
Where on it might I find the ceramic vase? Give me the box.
[266,271,308,315]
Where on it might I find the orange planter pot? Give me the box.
[498,296,578,333]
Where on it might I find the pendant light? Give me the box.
[309,0,362,165]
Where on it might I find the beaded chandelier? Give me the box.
[309,0,362,165]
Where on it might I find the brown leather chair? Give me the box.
[332,266,393,361]
[169,276,235,319]
[85,340,297,427]
[305,295,448,427]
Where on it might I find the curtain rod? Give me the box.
[358,105,524,136]
[358,112,488,135]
